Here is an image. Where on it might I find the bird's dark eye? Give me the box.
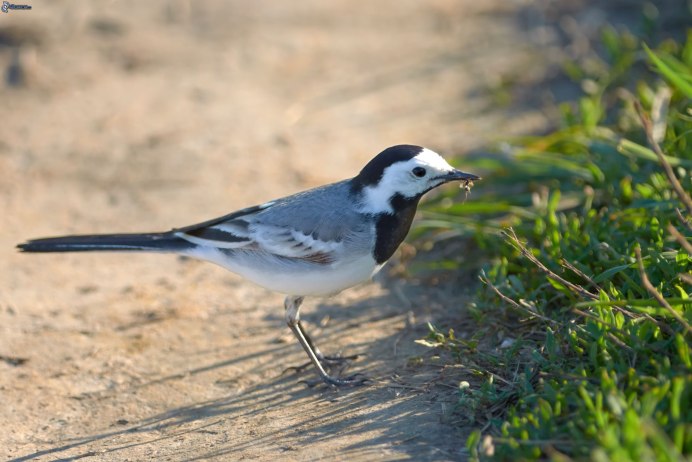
[412,167,426,178]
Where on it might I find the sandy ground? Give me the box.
[0,1,574,460]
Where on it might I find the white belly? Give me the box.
[189,248,383,296]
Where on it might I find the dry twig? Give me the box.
[635,101,692,217]
[503,228,598,301]
[634,245,692,336]
[561,259,602,293]
[675,209,692,232]
[667,223,692,255]
[479,271,558,325]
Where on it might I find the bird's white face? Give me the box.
[359,148,460,214]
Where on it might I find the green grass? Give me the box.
[417,27,692,461]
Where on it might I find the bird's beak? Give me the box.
[439,169,480,183]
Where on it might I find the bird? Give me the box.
[17,144,479,387]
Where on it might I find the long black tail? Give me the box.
[17,232,194,253]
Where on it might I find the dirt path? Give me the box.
[2,1,560,460]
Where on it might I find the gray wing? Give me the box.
[174,181,373,263]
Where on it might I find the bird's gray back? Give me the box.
[255,180,372,246]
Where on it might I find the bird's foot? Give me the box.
[283,353,359,375]
[300,372,369,388]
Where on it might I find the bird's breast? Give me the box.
[372,194,421,264]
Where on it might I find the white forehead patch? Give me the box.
[413,148,455,172]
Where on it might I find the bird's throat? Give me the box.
[372,194,421,264]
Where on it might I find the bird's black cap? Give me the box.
[353,145,424,187]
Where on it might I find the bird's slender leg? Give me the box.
[297,320,358,364]
[284,295,365,387]
[285,321,359,375]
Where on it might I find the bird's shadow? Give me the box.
[10,275,472,462]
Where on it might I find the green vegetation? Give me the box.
[419,28,691,461]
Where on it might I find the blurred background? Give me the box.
[0,0,685,224]
[0,0,685,233]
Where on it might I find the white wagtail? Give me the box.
[18,145,479,386]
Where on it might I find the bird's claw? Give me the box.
[282,353,359,375]
[300,372,369,388]
[284,352,368,387]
